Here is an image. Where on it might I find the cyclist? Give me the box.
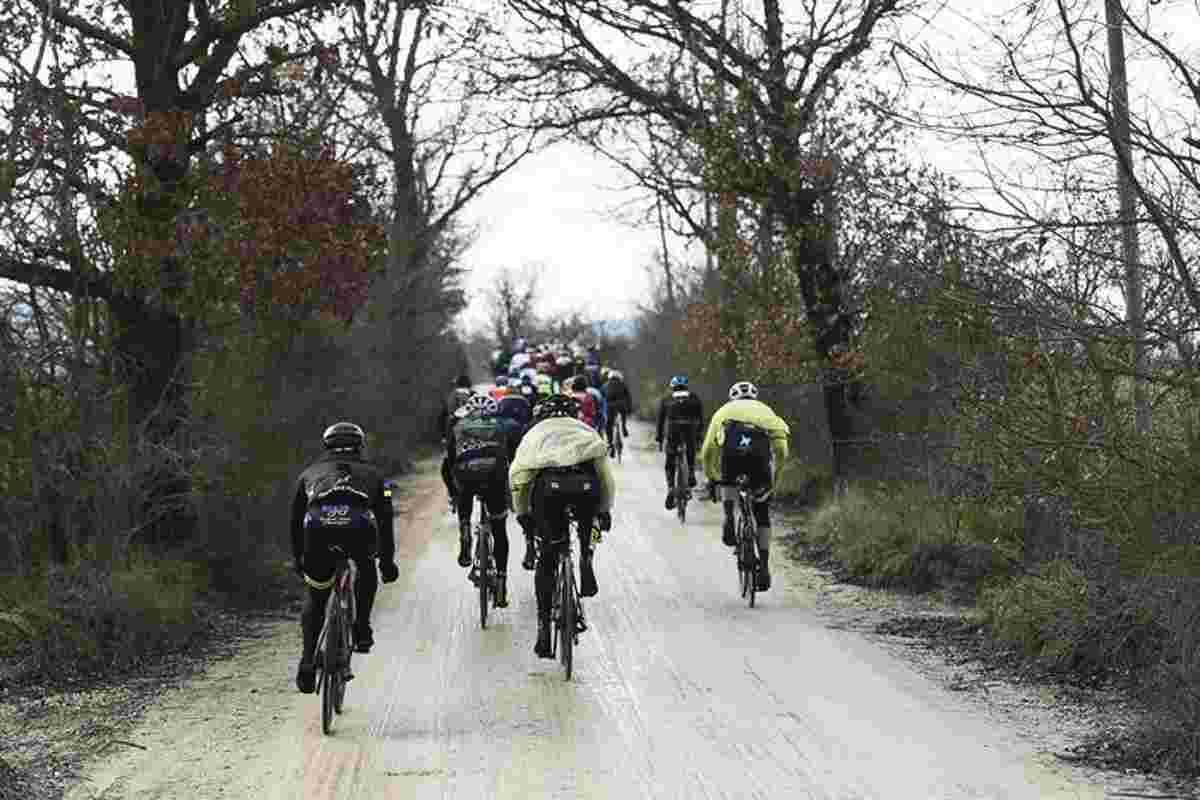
[699,381,791,592]
[489,375,510,400]
[439,376,475,512]
[577,373,607,436]
[497,387,533,430]
[602,369,633,454]
[570,374,598,430]
[655,375,704,510]
[534,372,554,403]
[291,422,399,693]
[446,394,515,607]
[510,394,615,657]
[516,373,538,405]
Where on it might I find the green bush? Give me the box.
[0,553,209,680]
[796,484,1013,595]
[978,560,1166,675]
[773,457,831,505]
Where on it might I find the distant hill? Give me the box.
[592,318,639,340]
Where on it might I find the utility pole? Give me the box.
[1104,0,1148,435]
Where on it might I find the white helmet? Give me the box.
[729,381,758,401]
[467,394,498,416]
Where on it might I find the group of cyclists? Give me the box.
[288,338,789,691]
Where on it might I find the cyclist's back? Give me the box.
[290,423,399,693]
[699,382,790,592]
[509,395,615,658]
[447,395,515,606]
[655,375,704,509]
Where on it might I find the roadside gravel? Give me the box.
[776,523,1199,800]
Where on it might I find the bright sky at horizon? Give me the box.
[456,141,680,337]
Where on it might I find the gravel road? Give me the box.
[65,422,1113,800]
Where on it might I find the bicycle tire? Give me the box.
[614,425,623,463]
[560,554,574,680]
[321,609,339,735]
[334,597,350,714]
[675,453,688,524]
[742,509,757,608]
[477,521,490,630]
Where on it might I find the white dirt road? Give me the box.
[67,422,1112,800]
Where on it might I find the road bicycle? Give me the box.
[467,496,499,629]
[545,509,600,680]
[712,475,760,608]
[315,544,357,735]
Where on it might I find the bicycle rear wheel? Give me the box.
[321,610,340,734]
[741,511,757,608]
[559,556,574,680]
[477,523,491,630]
[676,455,688,524]
[334,601,351,714]
[614,425,623,463]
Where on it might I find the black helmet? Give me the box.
[572,374,589,391]
[322,421,365,452]
[455,374,472,389]
[533,394,578,422]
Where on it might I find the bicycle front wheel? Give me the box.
[559,558,574,680]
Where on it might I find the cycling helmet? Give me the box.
[610,370,623,381]
[466,394,498,415]
[322,421,365,452]
[729,381,758,401]
[455,374,471,389]
[495,375,509,387]
[572,374,589,391]
[533,393,578,421]
[670,375,688,389]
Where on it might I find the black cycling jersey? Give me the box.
[290,451,395,566]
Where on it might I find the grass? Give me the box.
[0,552,209,681]
[790,482,1017,598]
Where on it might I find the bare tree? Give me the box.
[486,265,540,346]
[495,0,918,475]
[893,0,1200,439]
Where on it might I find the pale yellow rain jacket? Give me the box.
[509,416,616,516]
[700,399,791,484]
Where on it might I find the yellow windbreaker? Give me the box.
[699,399,791,483]
[509,416,616,515]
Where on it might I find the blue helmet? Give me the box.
[669,375,688,389]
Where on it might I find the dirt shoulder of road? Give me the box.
[0,463,442,800]
[772,508,1199,799]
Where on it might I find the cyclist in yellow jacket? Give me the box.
[510,394,616,657]
[699,381,790,591]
